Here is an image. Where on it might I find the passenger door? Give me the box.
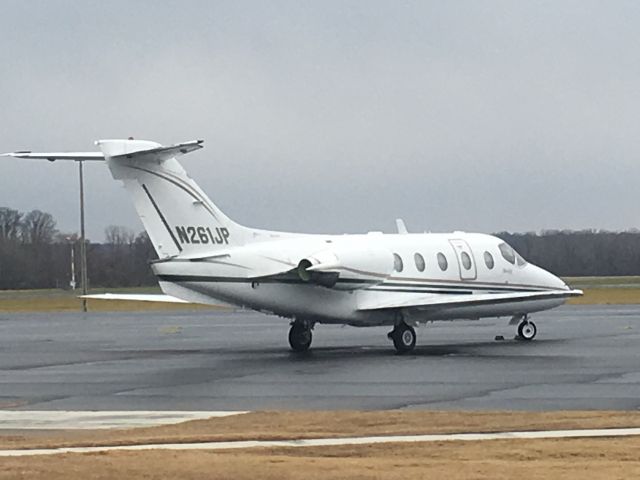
[449,239,477,281]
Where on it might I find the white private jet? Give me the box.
[4,139,582,353]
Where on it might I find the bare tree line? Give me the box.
[0,207,156,290]
[497,230,640,277]
[2,205,640,290]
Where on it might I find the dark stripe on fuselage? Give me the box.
[371,282,544,293]
[155,274,550,293]
[408,292,569,310]
[156,274,375,285]
[141,184,183,252]
[383,275,559,291]
[369,287,474,295]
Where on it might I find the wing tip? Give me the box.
[1,151,31,157]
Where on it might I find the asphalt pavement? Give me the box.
[0,305,639,411]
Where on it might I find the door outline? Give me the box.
[448,239,477,281]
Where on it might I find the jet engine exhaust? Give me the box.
[297,259,339,288]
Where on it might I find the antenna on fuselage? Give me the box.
[395,218,408,234]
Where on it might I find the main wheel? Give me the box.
[288,323,312,352]
[517,321,537,341]
[391,323,416,354]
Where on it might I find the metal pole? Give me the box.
[79,160,88,312]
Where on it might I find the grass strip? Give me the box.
[2,411,640,479]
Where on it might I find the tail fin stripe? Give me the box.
[141,184,183,252]
[128,165,220,221]
[102,139,247,257]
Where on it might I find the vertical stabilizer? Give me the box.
[98,139,247,258]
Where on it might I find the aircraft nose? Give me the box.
[533,265,568,290]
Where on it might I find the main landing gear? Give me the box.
[288,320,313,352]
[388,322,416,354]
[511,314,537,341]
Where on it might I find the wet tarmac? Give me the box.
[0,305,639,411]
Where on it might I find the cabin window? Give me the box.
[498,242,516,265]
[393,253,404,272]
[461,251,472,270]
[484,251,495,269]
[437,252,448,271]
[414,253,425,272]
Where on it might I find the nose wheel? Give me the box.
[289,320,313,352]
[388,322,416,354]
[517,319,537,341]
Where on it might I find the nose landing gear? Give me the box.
[511,314,537,341]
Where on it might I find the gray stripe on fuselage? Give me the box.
[129,166,220,222]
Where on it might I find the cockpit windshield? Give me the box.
[498,242,527,267]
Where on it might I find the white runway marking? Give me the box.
[1,427,640,457]
[0,411,247,430]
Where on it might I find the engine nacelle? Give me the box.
[296,247,394,290]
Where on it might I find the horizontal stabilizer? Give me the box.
[358,289,583,311]
[97,139,203,162]
[2,139,203,163]
[1,151,104,161]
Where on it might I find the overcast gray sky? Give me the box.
[2,0,639,240]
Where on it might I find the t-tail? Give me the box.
[97,139,250,259]
[2,139,251,258]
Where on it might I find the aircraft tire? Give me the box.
[391,323,416,354]
[288,323,312,352]
[517,321,537,341]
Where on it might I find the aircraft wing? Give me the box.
[80,293,190,303]
[358,289,583,311]
[81,292,234,308]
